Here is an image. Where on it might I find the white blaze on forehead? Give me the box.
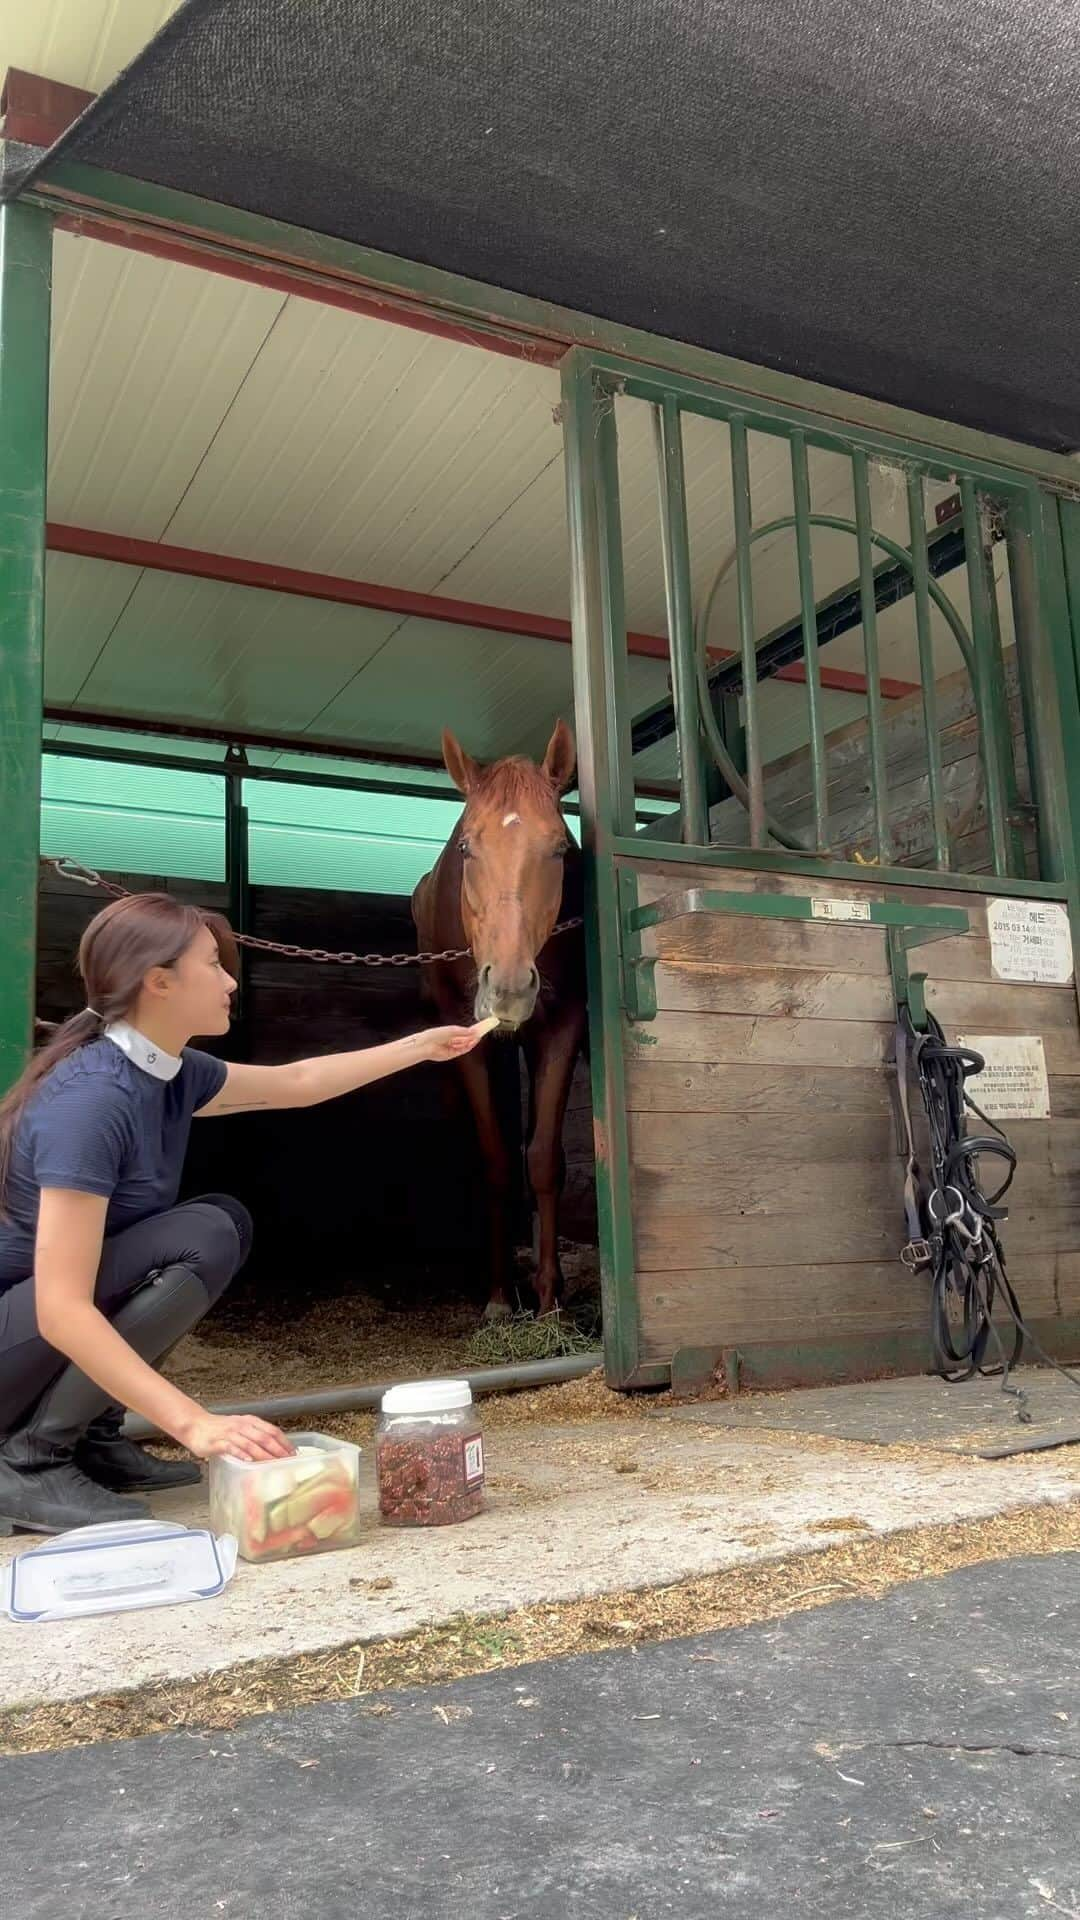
[502,812,521,827]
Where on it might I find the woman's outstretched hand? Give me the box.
[420,1022,496,1063]
[181,1411,294,1463]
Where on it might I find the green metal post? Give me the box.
[0,202,51,1093]
[561,352,643,1388]
[1007,495,1064,882]
[653,398,709,844]
[729,416,765,847]
[1041,495,1080,907]
[852,449,891,863]
[961,477,1013,877]
[225,754,251,1022]
[789,432,828,847]
[1029,494,1080,1015]
[906,471,950,870]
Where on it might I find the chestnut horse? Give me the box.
[412,721,588,1319]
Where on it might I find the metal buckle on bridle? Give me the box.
[900,1239,933,1271]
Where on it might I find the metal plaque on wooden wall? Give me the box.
[956,1033,1051,1120]
[987,899,1073,985]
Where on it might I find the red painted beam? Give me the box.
[46,521,672,659]
[779,661,917,700]
[45,523,917,695]
[1,67,93,148]
[59,215,566,369]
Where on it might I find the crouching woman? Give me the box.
[0,892,484,1534]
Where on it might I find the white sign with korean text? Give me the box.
[956,1033,1051,1121]
[811,898,872,923]
[987,898,1073,985]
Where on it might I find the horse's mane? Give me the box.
[469,757,560,813]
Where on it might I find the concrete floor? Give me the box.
[4,1393,1080,1712]
[5,1553,1080,1919]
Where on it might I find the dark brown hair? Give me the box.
[0,893,237,1210]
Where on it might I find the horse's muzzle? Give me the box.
[474,962,540,1031]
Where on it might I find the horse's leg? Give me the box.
[524,1010,586,1316]
[455,1047,516,1321]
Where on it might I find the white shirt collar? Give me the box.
[105,1020,183,1083]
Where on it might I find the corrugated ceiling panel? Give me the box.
[160,299,562,589]
[49,233,285,539]
[0,0,181,93]
[75,568,402,730]
[39,226,974,779]
[43,550,142,702]
[313,618,587,760]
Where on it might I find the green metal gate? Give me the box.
[561,346,1080,1388]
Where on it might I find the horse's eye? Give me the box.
[459,839,472,858]
[554,843,569,859]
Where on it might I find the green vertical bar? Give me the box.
[226,768,250,1022]
[561,351,641,1388]
[975,493,1026,877]
[653,398,708,844]
[1030,494,1080,998]
[1009,492,1069,884]
[789,432,828,847]
[0,202,52,1094]
[960,477,1012,877]
[1043,494,1080,905]
[729,416,765,847]
[852,449,891,863]
[906,471,950,870]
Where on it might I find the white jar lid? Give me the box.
[381,1378,474,1415]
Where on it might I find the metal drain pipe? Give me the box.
[124,1351,604,1441]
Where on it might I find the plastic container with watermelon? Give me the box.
[209,1432,362,1563]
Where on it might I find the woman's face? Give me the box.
[154,924,237,1038]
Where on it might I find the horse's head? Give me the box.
[442,720,577,1031]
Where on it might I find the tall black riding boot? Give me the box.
[75,1406,203,1494]
[0,1264,211,1535]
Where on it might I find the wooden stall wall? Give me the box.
[624,860,1080,1388]
[648,652,1036,880]
[36,868,595,1306]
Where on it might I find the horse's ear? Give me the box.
[542,719,576,795]
[442,729,482,795]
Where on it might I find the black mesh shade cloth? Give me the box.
[15,0,1080,450]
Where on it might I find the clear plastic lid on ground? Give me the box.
[2,1519,238,1623]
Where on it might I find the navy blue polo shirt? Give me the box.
[0,1033,228,1291]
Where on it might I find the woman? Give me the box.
[0,892,486,1536]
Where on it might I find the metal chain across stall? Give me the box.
[43,857,583,967]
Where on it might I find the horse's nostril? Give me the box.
[528,966,540,991]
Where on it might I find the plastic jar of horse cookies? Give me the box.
[376,1380,485,1527]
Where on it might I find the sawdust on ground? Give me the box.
[4,1501,1080,1758]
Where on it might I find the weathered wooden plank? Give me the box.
[651,962,1077,1029]
[634,1200,1080,1271]
[702,655,1027,844]
[630,1110,899,1167]
[631,1009,1080,1074]
[625,1058,894,1114]
[629,1013,893,1069]
[630,1125,1080,1203]
[1051,1078,1080,1116]
[643,914,1001,984]
[637,1255,1068,1358]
